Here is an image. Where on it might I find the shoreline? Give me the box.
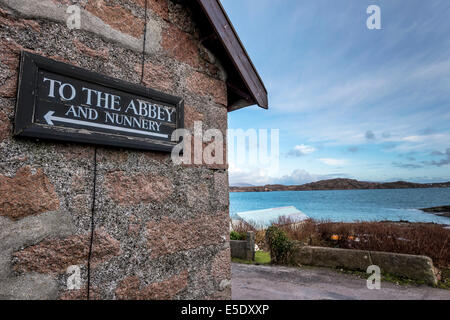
[230,215,450,227]
[230,186,450,193]
[230,178,450,193]
[421,206,450,218]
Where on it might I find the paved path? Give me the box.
[232,263,450,300]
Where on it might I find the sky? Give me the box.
[221,0,450,186]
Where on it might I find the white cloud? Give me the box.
[275,169,320,185]
[383,133,450,152]
[267,54,450,151]
[295,144,316,154]
[318,158,348,166]
[228,163,275,186]
[288,144,316,157]
[400,134,448,143]
[229,166,349,186]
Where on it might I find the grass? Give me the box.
[437,268,450,290]
[232,251,271,265]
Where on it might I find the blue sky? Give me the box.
[222,0,450,186]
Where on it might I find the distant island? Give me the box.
[230,178,450,192]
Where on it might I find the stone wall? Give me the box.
[293,246,438,286]
[0,0,230,300]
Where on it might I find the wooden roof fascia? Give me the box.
[195,0,268,110]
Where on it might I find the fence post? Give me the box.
[246,231,255,261]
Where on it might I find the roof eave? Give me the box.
[195,0,268,110]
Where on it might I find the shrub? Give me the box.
[274,217,324,246]
[266,226,295,265]
[232,220,256,234]
[270,217,450,268]
[230,230,246,241]
[231,220,269,249]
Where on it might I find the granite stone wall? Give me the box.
[0,0,230,300]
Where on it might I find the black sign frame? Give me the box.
[14,51,184,152]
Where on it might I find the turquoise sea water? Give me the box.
[230,188,450,224]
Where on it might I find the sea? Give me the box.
[230,187,450,225]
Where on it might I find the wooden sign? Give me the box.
[14,52,184,152]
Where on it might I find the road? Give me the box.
[232,263,450,300]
